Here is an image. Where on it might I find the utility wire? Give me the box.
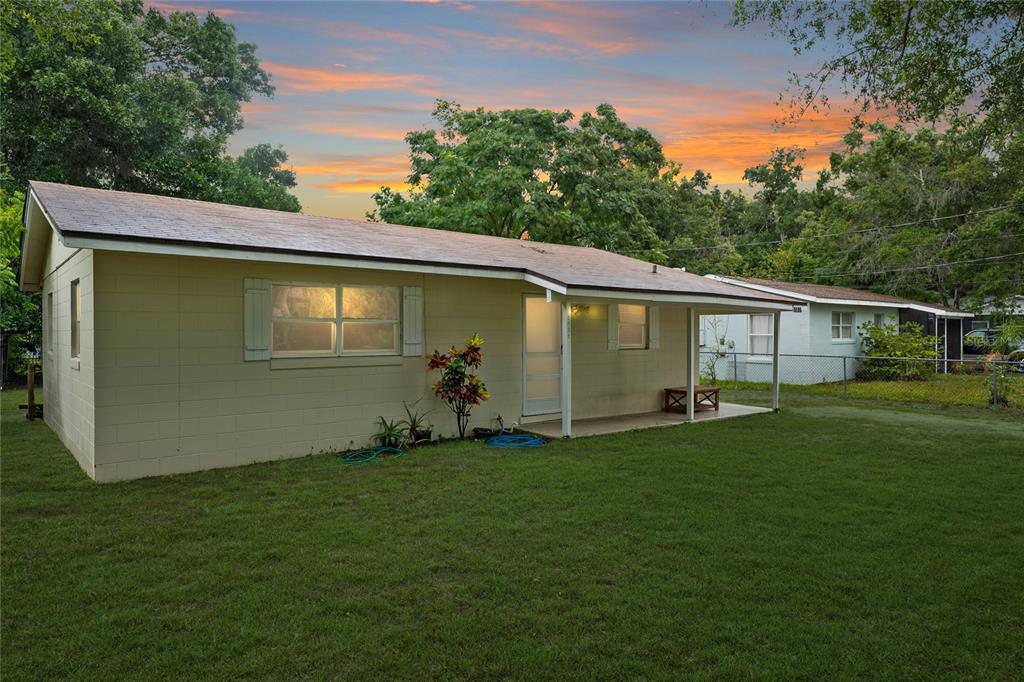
[618,203,1021,254]
[730,252,1024,283]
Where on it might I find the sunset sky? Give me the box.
[151,1,853,219]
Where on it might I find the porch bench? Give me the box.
[663,385,720,413]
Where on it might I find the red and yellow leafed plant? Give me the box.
[427,333,489,438]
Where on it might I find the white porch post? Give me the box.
[772,309,781,411]
[686,307,696,422]
[560,300,572,438]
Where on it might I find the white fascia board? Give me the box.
[706,274,969,317]
[61,234,569,292]
[704,274,817,303]
[563,287,794,310]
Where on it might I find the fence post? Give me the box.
[991,365,998,408]
[842,356,848,396]
[733,351,738,387]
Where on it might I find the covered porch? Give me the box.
[526,287,790,438]
[527,402,771,438]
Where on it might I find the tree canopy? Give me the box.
[732,0,1024,140]
[370,101,739,271]
[0,0,299,209]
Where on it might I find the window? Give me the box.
[617,304,647,349]
[873,313,887,328]
[748,314,773,356]
[70,280,81,358]
[971,320,989,331]
[831,311,854,340]
[271,284,399,357]
[47,293,54,352]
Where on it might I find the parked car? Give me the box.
[963,329,998,355]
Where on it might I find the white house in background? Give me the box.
[19,181,796,482]
[699,276,972,385]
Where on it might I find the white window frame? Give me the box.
[873,313,886,328]
[270,283,400,358]
[617,304,648,350]
[831,311,854,342]
[70,279,81,359]
[971,320,988,331]
[748,313,773,357]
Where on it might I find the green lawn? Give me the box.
[716,372,1024,411]
[2,389,1023,679]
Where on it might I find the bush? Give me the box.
[859,321,939,381]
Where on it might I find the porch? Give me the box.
[527,402,771,438]
[523,291,789,438]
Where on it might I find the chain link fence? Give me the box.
[700,351,1024,411]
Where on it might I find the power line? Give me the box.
[739,252,1024,283]
[617,203,1021,255]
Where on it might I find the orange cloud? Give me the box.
[510,14,641,54]
[296,122,411,142]
[263,62,439,96]
[292,154,413,195]
[145,1,245,16]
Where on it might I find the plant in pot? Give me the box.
[373,416,407,449]
[427,333,490,439]
[400,400,432,446]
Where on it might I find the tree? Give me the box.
[0,185,39,382]
[769,121,1024,308]
[371,100,735,262]
[732,0,1024,139]
[0,0,299,210]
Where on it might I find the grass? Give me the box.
[2,388,1023,679]
[713,372,1024,411]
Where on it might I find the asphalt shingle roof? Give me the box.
[724,275,964,313]
[30,181,795,304]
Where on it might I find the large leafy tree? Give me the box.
[764,121,1024,308]
[0,0,298,209]
[732,0,1024,140]
[371,101,736,267]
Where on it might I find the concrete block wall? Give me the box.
[41,234,96,475]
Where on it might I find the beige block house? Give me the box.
[20,182,794,482]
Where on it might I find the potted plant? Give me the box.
[400,400,432,446]
[373,416,407,448]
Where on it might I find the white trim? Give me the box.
[562,287,793,310]
[560,301,572,438]
[704,274,971,317]
[57,235,793,308]
[61,234,569,294]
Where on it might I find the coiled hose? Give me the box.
[340,446,405,465]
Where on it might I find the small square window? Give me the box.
[617,304,647,349]
[831,311,853,340]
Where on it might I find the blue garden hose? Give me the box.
[485,434,547,448]
[340,446,405,465]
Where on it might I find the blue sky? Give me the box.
[151,1,852,218]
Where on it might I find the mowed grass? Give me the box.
[719,372,1024,411]
[2,389,1023,679]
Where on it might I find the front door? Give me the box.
[523,296,561,415]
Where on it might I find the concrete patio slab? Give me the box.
[526,402,771,438]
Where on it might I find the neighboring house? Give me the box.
[966,295,1024,333]
[19,182,796,482]
[701,276,972,384]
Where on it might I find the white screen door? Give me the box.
[523,296,561,415]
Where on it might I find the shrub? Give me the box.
[859,321,939,381]
[427,333,490,439]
